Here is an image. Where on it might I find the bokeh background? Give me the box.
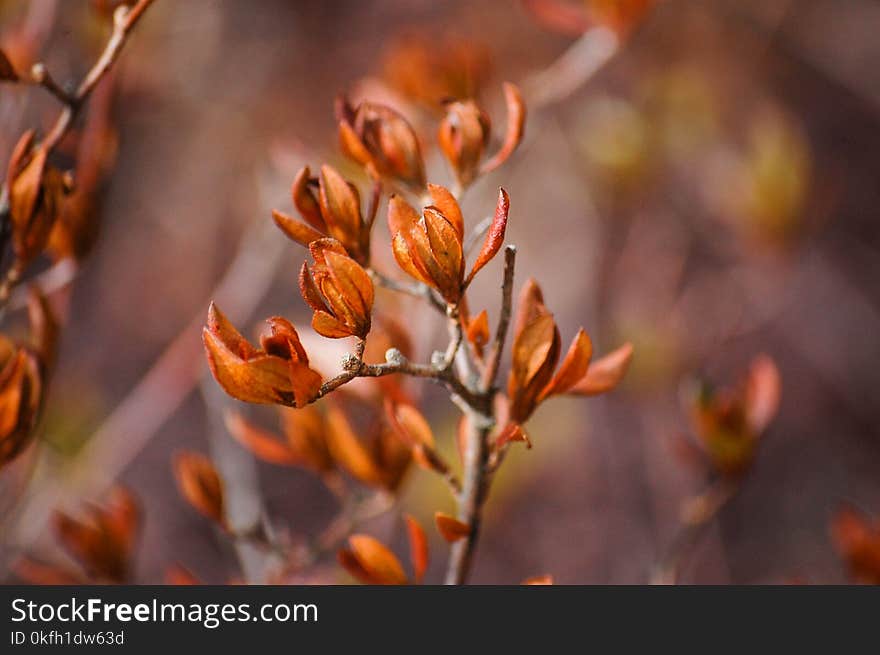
[2,0,880,584]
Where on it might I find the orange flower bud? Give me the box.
[684,354,780,477]
[438,100,491,187]
[506,279,631,430]
[202,303,322,407]
[173,451,226,527]
[336,96,426,190]
[6,132,73,267]
[52,486,140,583]
[0,341,43,467]
[273,164,374,264]
[299,238,374,339]
[388,192,465,304]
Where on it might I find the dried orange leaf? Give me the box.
[386,401,435,448]
[348,534,408,585]
[173,451,225,527]
[435,512,470,543]
[324,403,384,486]
[337,548,375,584]
[496,422,532,449]
[466,188,510,285]
[466,309,490,356]
[569,342,633,396]
[481,83,526,174]
[540,328,592,400]
[272,209,324,248]
[225,411,298,465]
[427,183,464,240]
[405,514,429,583]
[291,166,324,230]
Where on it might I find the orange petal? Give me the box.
[225,411,298,465]
[319,164,362,248]
[386,401,435,448]
[422,208,464,301]
[466,188,510,286]
[387,194,421,237]
[348,534,408,585]
[427,183,464,241]
[272,209,324,248]
[540,328,593,400]
[203,327,294,405]
[435,512,470,543]
[391,231,432,287]
[744,354,781,435]
[291,166,325,230]
[205,302,257,359]
[513,278,547,342]
[405,514,429,584]
[172,451,225,526]
[289,360,323,408]
[466,309,490,356]
[338,548,375,584]
[481,82,526,174]
[324,403,384,486]
[495,422,531,449]
[338,120,373,168]
[568,342,633,396]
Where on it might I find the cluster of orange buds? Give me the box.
[388,185,510,305]
[831,505,880,584]
[16,486,140,585]
[681,355,781,477]
[336,81,525,194]
[336,97,427,191]
[299,238,374,339]
[5,131,74,270]
[202,303,323,408]
[502,278,633,440]
[438,83,525,188]
[338,516,428,584]
[172,450,226,529]
[227,391,413,494]
[523,0,656,37]
[273,165,377,265]
[0,288,56,468]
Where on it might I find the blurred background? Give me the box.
[1,0,879,584]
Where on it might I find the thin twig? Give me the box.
[368,268,446,313]
[481,246,516,391]
[42,0,155,153]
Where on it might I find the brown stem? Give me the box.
[42,0,155,153]
[444,408,493,584]
[481,246,516,391]
[368,268,446,313]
